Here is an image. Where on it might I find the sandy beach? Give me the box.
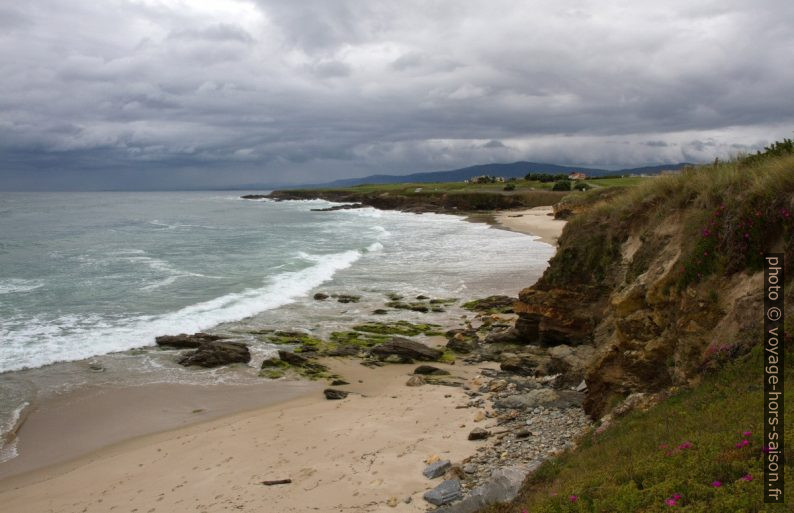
[0,210,565,513]
[491,206,566,245]
[0,356,499,513]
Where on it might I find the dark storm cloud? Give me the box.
[1,0,793,189]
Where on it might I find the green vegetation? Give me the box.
[573,181,592,191]
[481,345,792,513]
[541,147,794,290]
[553,179,572,191]
[264,331,325,346]
[463,295,516,314]
[525,173,570,182]
[740,137,794,166]
[329,330,390,347]
[351,320,443,337]
[282,176,648,196]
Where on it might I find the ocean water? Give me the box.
[0,191,555,461]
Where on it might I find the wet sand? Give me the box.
[0,379,320,481]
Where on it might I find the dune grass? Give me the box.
[541,152,794,291]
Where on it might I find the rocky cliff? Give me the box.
[513,156,794,418]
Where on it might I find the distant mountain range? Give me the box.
[299,161,691,189]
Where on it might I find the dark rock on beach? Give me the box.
[423,460,452,479]
[335,294,361,304]
[462,296,516,314]
[156,332,226,349]
[313,292,329,300]
[494,389,584,410]
[423,479,463,506]
[468,427,490,440]
[324,389,349,400]
[370,337,443,362]
[178,341,251,368]
[277,350,309,366]
[414,365,450,376]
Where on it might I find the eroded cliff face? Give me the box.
[514,193,791,419]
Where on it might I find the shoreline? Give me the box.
[0,206,568,513]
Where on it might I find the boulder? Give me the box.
[156,332,226,349]
[324,345,360,357]
[313,292,329,300]
[446,336,476,353]
[434,462,542,513]
[370,337,443,362]
[277,350,309,366]
[482,328,521,345]
[494,388,583,410]
[467,427,490,440]
[423,480,463,506]
[423,460,451,479]
[414,365,450,376]
[406,376,426,387]
[462,296,516,313]
[324,389,349,400]
[178,341,251,368]
[499,353,555,377]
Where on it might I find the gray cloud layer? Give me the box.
[1,0,793,189]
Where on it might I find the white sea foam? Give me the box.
[366,241,384,252]
[122,254,217,291]
[0,401,29,463]
[0,249,363,373]
[0,279,44,295]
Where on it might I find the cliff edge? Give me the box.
[514,151,793,419]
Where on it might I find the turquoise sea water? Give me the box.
[0,191,555,461]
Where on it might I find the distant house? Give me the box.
[568,172,587,181]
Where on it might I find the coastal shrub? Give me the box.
[479,345,793,513]
[552,179,572,191]
[740,137,794,166]
[573,181,591,191]
[504,183,516,191]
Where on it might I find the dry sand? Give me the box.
[0,356,499,513]
[492,206,566,245]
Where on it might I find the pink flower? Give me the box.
[711,481,722,488]
[742,431,752,437]
[673,494,682,500]
[665,498,677,507]
[762,445,772,454]
[569,495,579,503]
[678,441,693,450]
[702,229,711,237]
[741,474,753,482]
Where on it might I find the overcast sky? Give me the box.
[1,0,793,190]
